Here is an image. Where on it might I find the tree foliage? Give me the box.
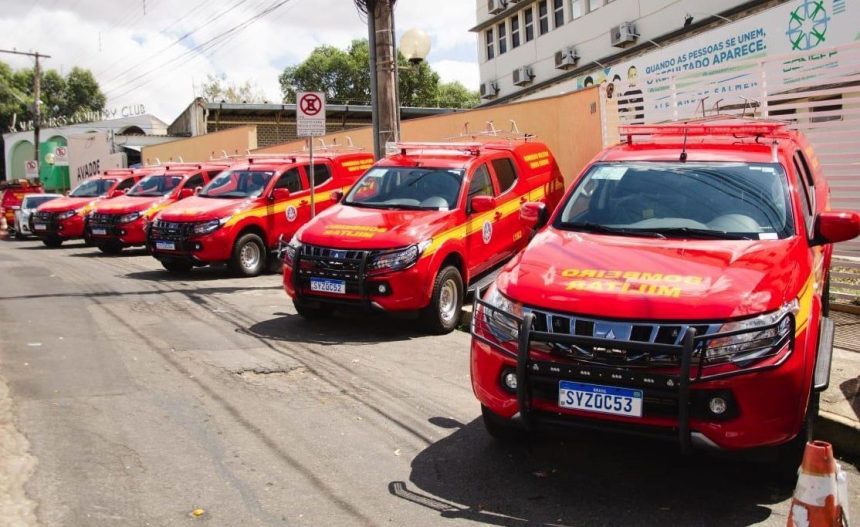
[279,39,478,109]
[198,74,266,104]
[0,61,106,132]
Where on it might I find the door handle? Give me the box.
[299,200,308,206]
[493,211,502,221]
[520,196,527,203]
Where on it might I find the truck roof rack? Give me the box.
[620,117,791,145]
[388,141,483,157]
[447,120,536,143]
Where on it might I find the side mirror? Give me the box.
[331,190,344,203]
[178,188,195,199]
[470,195,496,214]
[109,189,125,198]
[520,202,549,230]
[194,186,202,195]
[271,188,291,201]
[811,210,860,246]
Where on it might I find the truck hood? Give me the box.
[37,196,100,213]
[298,204,451,249]
[92,195,165,214]
[496,228,805,321]
[156,196,251,222]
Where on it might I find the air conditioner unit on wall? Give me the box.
[610,22,638,48]
[554,47,579,69]
[480,81,500,99]
[488,0,507,15]
[512,66,534,86]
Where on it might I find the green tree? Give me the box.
[198,74,266,104]
[279,39,478,109]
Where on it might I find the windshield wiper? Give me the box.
[345,202,429,210]
[644,227,756,240]
[557,222,666,238]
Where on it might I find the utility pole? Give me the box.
[0,49,51,164]
[361,0,399,159]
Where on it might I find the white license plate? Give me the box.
[155,240,176,251]
[92,228,107,236]
[34,223,46,231]
[558,381,643,418]
[310,278,346,294]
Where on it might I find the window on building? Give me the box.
[524,7,535,42]
[538,1,549,35]
[497,22,507,54]
[571,0,585,19]
[553,0,565,28]
[588,0,603,11]
[511,14,521,48]
[485,28,494,60]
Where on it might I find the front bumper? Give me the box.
[31,212,86,239]
[87,214,148,245]
[284,246,432,312]
[471,299,806,452]
[147,222,233,263]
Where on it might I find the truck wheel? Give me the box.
[229,233,266,277]
[14,229,25,240]
[419,266,463,334]
[293,299,333,319]
[97,241,124,255]
[481,405,526,442]
[42,236,63,248]
[162,258,193,274]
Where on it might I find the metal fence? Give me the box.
[600,41,860,305]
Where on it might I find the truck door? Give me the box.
[465,162,501,276]
[270,167,305,245]
[488,156,525,258]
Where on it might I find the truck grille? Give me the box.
[525,307,719,368]
[150,219,196,241]
[295,244,372,297]
[32,211,59,230]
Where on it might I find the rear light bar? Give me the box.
[620,121,789,141]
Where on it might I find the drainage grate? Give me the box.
[833,311,860,353]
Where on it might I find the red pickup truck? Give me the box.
[283,140,565,333]
[471,118,860,470]
[1,180,44,235]
[32,170,146,247]
[148,152,374,276]
[86,163,227,254]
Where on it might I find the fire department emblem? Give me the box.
[286,206,297,222]
[482,220,493,245]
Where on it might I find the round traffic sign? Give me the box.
[300,93,323,116]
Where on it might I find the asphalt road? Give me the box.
[0,238,857,527]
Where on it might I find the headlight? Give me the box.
[704,300,798,365]
[284,236,302,266]
[194,218,226,235]
[367,239,431,275]
[479,283,524,343]
[57,209,79,220]
[118,212,141,223]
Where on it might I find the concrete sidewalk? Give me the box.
[818,310,860,459]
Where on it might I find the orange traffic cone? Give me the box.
[787,441,847,527]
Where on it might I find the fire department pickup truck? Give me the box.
[1,179,43,235]
[283,141,565,334]
[86,163,226,254]
[32,170,145,247]
[471,119,860,466]
[147,152,374,276]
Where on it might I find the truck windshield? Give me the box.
[70,178,117,198]
[199,170,274,199]
[555,162,794,240]
[23,195,58,209]
[344,167,464,210]
[128,175,184,197]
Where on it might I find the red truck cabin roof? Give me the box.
[380,140,554,172]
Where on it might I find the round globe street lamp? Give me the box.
[400,29,431,64]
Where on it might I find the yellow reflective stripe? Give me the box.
[422,185,548,258]
[221,187,350,227]
[794,275,815,335]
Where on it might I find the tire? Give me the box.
[42,236,63,248]
[229,233,266,277]
[162,258,193,274]
[481,405,526,442]
[293,298,334,319]
[419,266,464,334]
[97,241,124,255]
[14,229,25,240]
[266,253,283,275]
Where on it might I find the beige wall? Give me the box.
[254,88,603,184]
[141,126,258,165]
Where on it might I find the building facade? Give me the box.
[472,0,853,105]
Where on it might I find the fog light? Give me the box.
[120,229,127,235]
[193,243,202,251]
[377,284,388,294]
[58,225,63,231]
[503,371,518,391]
[709,397,727,415]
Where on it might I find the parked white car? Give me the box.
[14,194,63,239]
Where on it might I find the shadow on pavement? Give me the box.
[390,418,790,526]
[69,248,151,258]
[244,312,423,346]
[840,377,859,420]
[125,267,245,282]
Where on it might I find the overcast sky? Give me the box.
[0,0,479,124]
